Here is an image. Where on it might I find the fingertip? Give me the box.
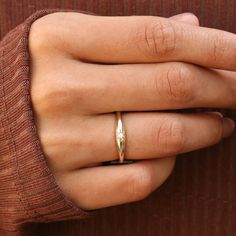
[170,13,200,26]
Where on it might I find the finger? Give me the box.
[55,157,176,210]
[43,112,235,171]
[47,12,236,70]
[78,112,234,166]
[61,62,236,114]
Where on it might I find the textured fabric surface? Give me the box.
[0,0,236,236]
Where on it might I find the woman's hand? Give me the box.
[29,12,235,210]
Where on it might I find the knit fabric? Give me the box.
[0,10,91,235]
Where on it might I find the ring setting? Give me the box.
[102,111,134,166]
[116,111,126,163]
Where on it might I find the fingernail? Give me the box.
[170,13,199,26]
[170,13,196,20]
[210,112,224,118]
[223,118,235,138]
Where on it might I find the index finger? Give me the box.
[36,12,236,70]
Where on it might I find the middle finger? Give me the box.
[63,61,236,114]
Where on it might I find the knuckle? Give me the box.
[29,14,66,55]
[31,72,88,115]
[39,132,62,159]
[31,80,71,115]
[127,166,153,201]
[209,31,236,69]
[134,18,178,58]
[29,19,56,54]
[153,118,186,154]
[154,63,194,103]
[211,32,230,62]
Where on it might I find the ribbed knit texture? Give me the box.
[0,1,236,236]
[0,10,91,236]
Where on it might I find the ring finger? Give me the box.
[42,112,235,171]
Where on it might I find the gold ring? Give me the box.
[116,111,126,163]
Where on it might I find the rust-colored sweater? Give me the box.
[1,1,236,236]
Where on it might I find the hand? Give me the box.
[29,12,236,210]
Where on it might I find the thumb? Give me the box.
[169,13,200,26]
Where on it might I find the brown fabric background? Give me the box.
[0,0,235,235]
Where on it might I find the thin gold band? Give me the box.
[116,111,126,163]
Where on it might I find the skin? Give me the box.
[29,12,236,210]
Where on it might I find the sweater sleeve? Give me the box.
[0,10,93,236]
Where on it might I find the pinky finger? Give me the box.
[56,157,176,210]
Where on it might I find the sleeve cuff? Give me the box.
[0,9,94,234]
